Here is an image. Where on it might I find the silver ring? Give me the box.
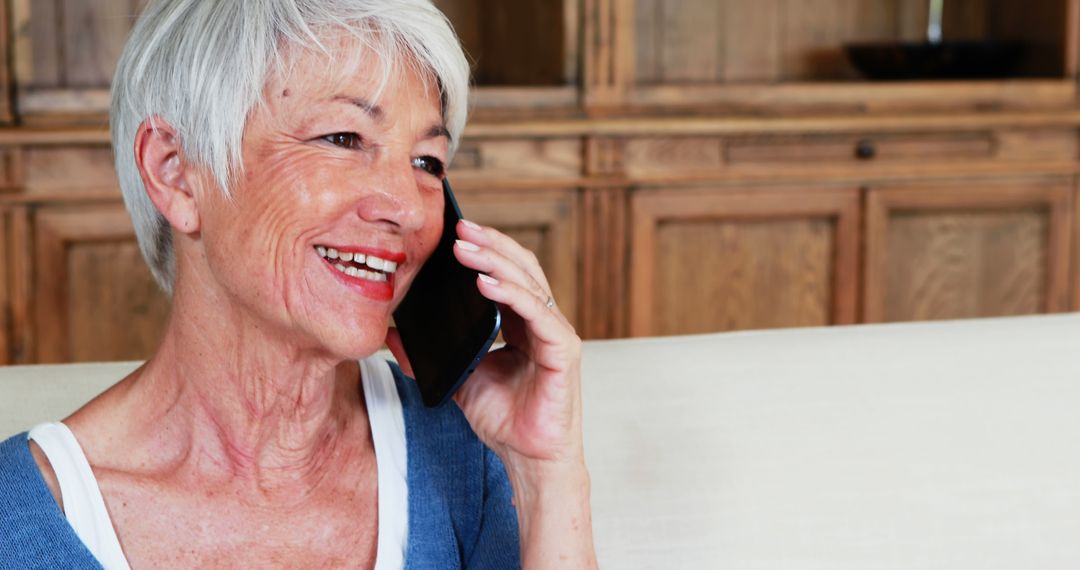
[545,296,556,310]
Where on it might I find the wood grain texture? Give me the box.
[653,216,834,335]
[629,187,860,336]
[883,209,1047,321]
[62,0,139,88]
[723,0,781,82]
[0,4,13,124]
[34,205,163,363]
[658,0,722,83]
[67,239,169,362]
[864,180,1073,323]
[994,129,1080,162]
[582,187,628,338]
[450,138,583,180]
[1066,0,1080,77]
[23,146,118,193]
[1074,178,1080,311]
[623,136,726,178]
[12,0,62,88]
[468,0,568,86]
[433,0,481,63]
[621,129,1073,179]
[623,80,1078,113]
[0,210,9,364]
[9,207,34,363]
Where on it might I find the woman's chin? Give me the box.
[315,330,389,362]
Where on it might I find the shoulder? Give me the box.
[0,433,100,568]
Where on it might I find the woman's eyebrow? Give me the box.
[332,95,384,121]
[426,125,451,143]
[330,95,449,143]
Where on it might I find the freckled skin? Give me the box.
[197,45,446,362]
[35,37,451,567]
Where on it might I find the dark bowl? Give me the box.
[845,40,1028,80]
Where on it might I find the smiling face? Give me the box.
[191,38,448,359]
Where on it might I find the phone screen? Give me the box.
[392,178,501,407]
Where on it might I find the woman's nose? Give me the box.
[353,163,426,232]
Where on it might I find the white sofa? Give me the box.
[3,314,1080,568]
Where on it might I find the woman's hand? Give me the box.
[447,220,583,470]
[387,218,596,568]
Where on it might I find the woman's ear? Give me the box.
[134,117,201,234]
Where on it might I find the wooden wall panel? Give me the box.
[67,240,169,362]
[653,216,834,335]
[633,0,662,85]
[723,1,781,82]
[581,187,628,339]
[63,0,138,88]
[633,0,905,85]
[33,206,168,363]
[435,0,571,86]
[865,180,1073,323]
[781,0,900,81]
[657,0,722,83]
[451,138,583,180]
[15,0,140,88]
[13,0,63,89]
[626,0,1071,88]
[7,208,33,364]
[884,210,1048,320]
[629,187,860,336]
[23,146,118,193]
[0,210,9,364]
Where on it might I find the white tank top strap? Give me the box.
[27,422,131,570]
[360,356,410,570]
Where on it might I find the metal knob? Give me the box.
[854,139,877,160]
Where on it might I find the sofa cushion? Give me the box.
[2,314,1079,567]
[581,314,1080,568]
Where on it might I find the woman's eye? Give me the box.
[322,132,365,150]
[412,156,445,179]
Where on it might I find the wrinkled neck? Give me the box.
[132,266,369,500]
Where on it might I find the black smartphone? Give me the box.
[392,178,502,407]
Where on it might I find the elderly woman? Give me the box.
[0,1,596,568]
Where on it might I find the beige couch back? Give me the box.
[3,314,1080,568]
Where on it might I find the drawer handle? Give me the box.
[854,139,877,160]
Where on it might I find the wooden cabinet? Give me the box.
[28,205,169,364]
[10,0,137,121]
[606,0,1080,111]
[3,1,1080,362]
[864,177,1074,323]
[628,186,859,336]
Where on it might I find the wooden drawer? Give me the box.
[623,128,1078,178]
[727,133,997,165]
[451,137,583,179]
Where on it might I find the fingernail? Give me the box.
[478,274,499,285]
[462,219,481,231]
[456,239,480,252]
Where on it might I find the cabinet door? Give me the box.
[12,0,140,119]
[864,179,1073,323]
[628,187,859,336]
[456,189,580,328]
[29,205,169,364]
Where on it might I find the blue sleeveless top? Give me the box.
[0,363,520,569]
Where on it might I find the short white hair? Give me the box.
[111,0,470,294]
